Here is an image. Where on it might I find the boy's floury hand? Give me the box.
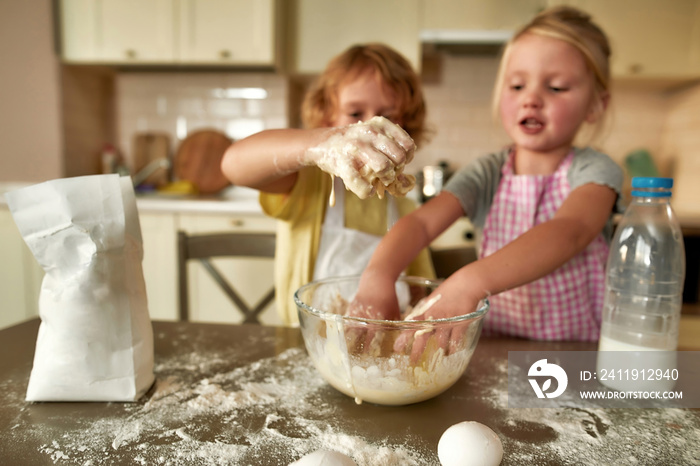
[304,116,416,199]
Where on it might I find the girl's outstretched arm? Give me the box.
[424,182,618,320]
[391,182,617,362]
[221,127,330,194]
[353,191,465,319]
[220,117,416,198]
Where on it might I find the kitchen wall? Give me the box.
[115,72,289,170]
[62,66,115,176]
[0,0,62,182]
[3,0,697,212]
[416,54,508,167]
[111,52,693,204]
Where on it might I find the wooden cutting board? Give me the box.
[174,130,232,194]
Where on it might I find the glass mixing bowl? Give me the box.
[294,276,489,406]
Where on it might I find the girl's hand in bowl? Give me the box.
[345,274,401,355]
[394,281,485,364]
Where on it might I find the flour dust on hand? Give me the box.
[304,116,416,202]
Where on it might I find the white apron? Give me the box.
[313,177,399,281]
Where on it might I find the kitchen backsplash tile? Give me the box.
[112,55,699,210]
[415,55,505,171]
[116,72,288,170]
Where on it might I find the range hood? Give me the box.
[420,29,512,55]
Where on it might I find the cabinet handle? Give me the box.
[125,49,137,59]
[231,219,245,227]
[219,49,231,59]
[463,231,474,241]
[628,63,644,74]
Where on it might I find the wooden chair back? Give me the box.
[177,231,276,324]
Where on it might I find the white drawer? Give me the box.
[178,213,277,234]
[431,217,476,249]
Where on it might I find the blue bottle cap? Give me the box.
[631,177,673,188]
[631,177,673,197]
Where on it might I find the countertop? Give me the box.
[0,319,698,465]
[0,182,265,215]
[4,179,700,226]
[133,185,264,215]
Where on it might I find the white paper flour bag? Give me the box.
[5,174,155,402]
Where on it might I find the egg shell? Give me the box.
[438,421,503,466]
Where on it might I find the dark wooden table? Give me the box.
[0,319,697,465]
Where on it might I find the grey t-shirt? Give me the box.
[443,146,624,243]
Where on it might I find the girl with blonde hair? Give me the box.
[355,6,624,353]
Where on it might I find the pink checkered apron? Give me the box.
[480,151,608,341]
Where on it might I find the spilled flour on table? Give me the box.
[11,346,432,466]
[472,360,700,466]
[2,330,699,466]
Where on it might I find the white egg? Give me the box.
[438,421,503,466]
[290,449,357,466]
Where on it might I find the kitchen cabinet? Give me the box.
[430,217,478,279]
[0,203,279,328]
[178,0,276,65]
[431,217,476,249]
[0,208,43,331]
[58,0,278,66]
[420,0,546,32]
[140,212,179,322]
[548,0,700,79]
[139,210,281,326]
[421,0,700,80]
[693,8,700,76]
[59,0,176,63]
[288,0,421,74]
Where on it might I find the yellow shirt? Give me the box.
[260,167,435,325]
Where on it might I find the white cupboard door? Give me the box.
[693,5,700,76]
[60,0,176,63]
[99,0,176,63]
[0,209,42,330]
[140,212,179,321]
[178,0,276,65]
[549,0,700,79]
[291,0,421,74]
[60,0,100,61]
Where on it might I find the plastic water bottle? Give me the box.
[597,177,685,391]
